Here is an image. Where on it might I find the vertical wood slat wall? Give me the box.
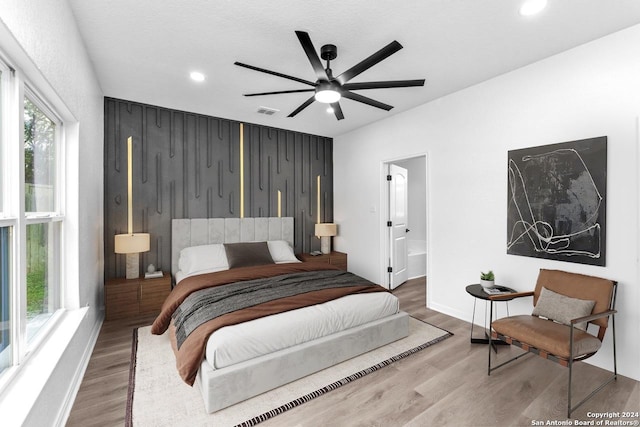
[104,98,333,281]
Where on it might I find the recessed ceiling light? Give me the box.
[190,71,205,82]
[519,0,547,16]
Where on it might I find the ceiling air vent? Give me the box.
[257,106,279,116]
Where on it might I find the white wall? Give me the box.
[0,0,104,425]
[334,24,640,381]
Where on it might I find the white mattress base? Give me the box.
[205,292,400,369]
[195,311,410,413]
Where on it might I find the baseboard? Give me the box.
[54,309,104,427]
[428,300,470,323]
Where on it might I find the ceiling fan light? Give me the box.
[315,81,341,103]
[315,89,341,104]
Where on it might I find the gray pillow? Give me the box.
[532,287,595,330]
[224,242,274,269]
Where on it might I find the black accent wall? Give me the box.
[104,98,333,280]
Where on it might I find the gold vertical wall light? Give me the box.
[239,123,245,218]
[317,175,321,224]
[277,190,282,217]
[127,136,133,234]
[114,136,150,279]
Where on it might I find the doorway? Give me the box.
[382,155,428,290]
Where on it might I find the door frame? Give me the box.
[379,153,430,300]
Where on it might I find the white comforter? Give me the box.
[204,291,399,369]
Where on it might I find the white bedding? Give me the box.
[204,291,400,370]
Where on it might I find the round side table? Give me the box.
[465,284,517,348]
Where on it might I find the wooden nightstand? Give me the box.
[298,251,348,271]
[104,272,171,320]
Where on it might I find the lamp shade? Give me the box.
[315,223,337,237]
[114,233,150,254]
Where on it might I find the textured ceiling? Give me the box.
[68,0,640,137]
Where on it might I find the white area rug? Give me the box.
[126,317,452,427]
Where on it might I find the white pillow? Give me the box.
[267,240,300,264]
[178,243,229,275]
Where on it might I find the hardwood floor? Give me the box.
[66,278,639,426]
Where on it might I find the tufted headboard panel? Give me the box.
[171,217,294,278]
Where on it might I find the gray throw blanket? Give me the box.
[172,269,374,349]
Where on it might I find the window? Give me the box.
[24,97,57,214]
[24,96,62,342]
[0,68,3,214]
[0,62,11,375]
[0,227,10,372]
[0,55,65,378]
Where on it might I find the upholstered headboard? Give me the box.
[171,217,294,278]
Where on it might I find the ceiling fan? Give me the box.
[234,31,425,120]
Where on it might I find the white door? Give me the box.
[389,164,408,289]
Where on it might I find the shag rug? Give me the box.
[126,317,452,427]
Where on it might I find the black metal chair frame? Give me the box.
[487,283,618,418]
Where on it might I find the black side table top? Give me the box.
[465,284,518,301]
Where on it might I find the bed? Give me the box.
[152,217,409,413]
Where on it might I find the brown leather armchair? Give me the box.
[488,269,617,417]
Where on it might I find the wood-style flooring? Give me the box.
[66,278,639,426]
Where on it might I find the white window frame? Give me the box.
[0,56,20,382]
[23,88,65,351]
[0,52,67,388]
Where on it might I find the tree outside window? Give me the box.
[23,98,57,327]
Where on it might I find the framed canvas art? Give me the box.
[507,136,606,266]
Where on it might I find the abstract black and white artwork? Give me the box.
[507,137,606,266]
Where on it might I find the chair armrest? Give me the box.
[570,309,617,325]
[488,291,534,301]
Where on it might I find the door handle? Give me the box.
[406,228,410,233]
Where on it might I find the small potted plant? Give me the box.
[480,270,495,289]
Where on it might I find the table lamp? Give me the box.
[114,136,150,279]
[315,223,337,254]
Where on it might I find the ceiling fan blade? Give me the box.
[341,91,393,111]
[288,95,316,117]
[234,62,316,86]
[331,102,344,120]
[295,31,328,80]
[244,88,315,97]
[342,79,425,90]
[336,40,403,85]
